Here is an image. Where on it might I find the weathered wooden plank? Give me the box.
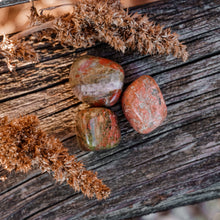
[0,53,219,219]
[0,0,220,219]
[0,2,219,100]
[3,117,219,220]
[0,0,32,8]
[1,119,219,219]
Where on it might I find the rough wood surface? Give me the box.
[0,0,34,8]
[0,0,220,219]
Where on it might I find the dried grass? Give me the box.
[0,115,110,200]
[0,0,188,72]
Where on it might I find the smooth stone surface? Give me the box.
[69,55,124,107]
[75,108,121,151]
[122,75,167,134]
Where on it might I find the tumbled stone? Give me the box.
[75,108,121,151]
[122,75,167,134]
[69,55,124,107]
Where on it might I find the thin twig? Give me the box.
[11,20,55,41]
[39,3,77,15]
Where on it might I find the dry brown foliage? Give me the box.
[0,115,110,200]
[0,0,188,72]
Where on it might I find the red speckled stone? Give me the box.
[69,55,124,107]
[75,108,121,151]
[122,75,167,134]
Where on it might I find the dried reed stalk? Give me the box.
[0,115,110,200]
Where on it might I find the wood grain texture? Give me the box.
[0,0,220,219]
[0,0,34,8]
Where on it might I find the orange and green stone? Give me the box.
[122,75,167,134]
[75,108,121,151]
[69,55,124,107]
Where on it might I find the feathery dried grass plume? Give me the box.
[0,115,110,200]
[0,0,188,72]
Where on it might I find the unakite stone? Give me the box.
[75,108,121,151]
[122,75,167,134]
[69,55,124,107]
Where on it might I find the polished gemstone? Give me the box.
[69,55,124,107]
[75,108,121,151]
[122,75,167,134]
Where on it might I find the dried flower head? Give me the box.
[0,35,37,72]
[0,115,110,200]
[0,0,188,71]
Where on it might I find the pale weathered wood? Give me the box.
[0,0,220,219]
[0,0,158,8]
[121,0,159,8]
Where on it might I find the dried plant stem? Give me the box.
[39,3,77,15]
[0,115,110,200]
[11,20,55,41]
